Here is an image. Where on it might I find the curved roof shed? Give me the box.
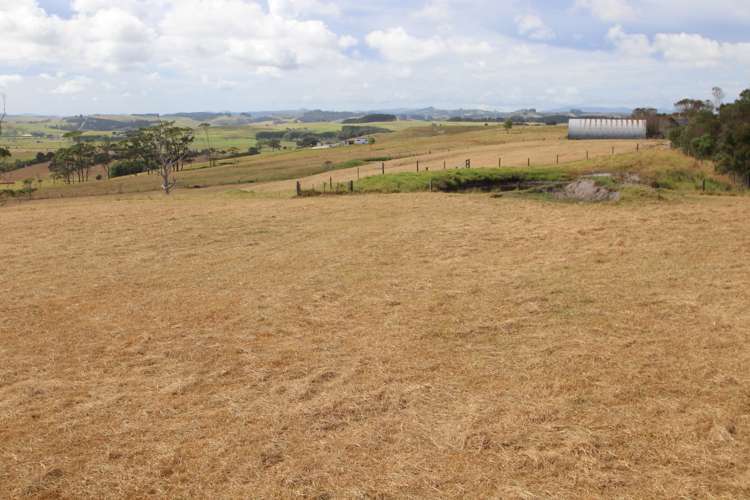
[568,118,646,140]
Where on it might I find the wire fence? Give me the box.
[296,141,669,196]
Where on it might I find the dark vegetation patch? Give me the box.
[61,116,155,132]
[362,156,392,162]
[355,167,570,193]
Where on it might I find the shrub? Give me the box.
[110,159,147,178]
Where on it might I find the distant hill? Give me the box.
[170,112,231,122]
[343,114,397,124]
[545,106,633,115]
[34,105,640,132]
[62,116,155,132]
[299,110,359,122]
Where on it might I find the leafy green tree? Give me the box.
[715,90,750,180]
[504,118,513,133]
[296,136,318,148]
[671,88,750,183]
[95,140,115,179]
[63,130,83,143]
[0,147,10,180]
[675,98,714,116]
[49,148,74,183]
[21,178,35,199]
[690,134,716,159]
[50,143,97,183]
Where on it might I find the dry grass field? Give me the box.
[2,189,750,497]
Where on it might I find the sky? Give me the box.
[0,0,749,115]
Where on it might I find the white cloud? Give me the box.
[575,0,637,22]
[366,27,445,63]
[200,75,239,90]
[0,0,345,74]
[0,75,23,88]
[157,0,344,71]
[268,0,340,18]
[653,33,723,67]
[607,26,750,67]
[415,0,452,21]
[606,25,653,56]
[338,35,358,49]
[366,27,491,63]
[52,76,93,95]
[515,14,555,41]
[0,0,747,114]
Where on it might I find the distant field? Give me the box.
[7,124,579,197]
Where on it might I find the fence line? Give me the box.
[296,142,666,195]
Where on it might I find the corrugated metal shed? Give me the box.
[568,118,647,140]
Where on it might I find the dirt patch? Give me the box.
[555,179,620,202]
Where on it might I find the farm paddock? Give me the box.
[2,191,750,497]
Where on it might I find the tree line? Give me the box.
[49,122,195,194]
[668,87,750,182]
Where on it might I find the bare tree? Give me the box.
[146,121,194,194]
[712,87,725,111]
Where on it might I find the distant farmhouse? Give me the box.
[568,118,647,140]
[310,136,372,149]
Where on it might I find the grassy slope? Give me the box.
[27,125,566,197]
[355,149,734,195]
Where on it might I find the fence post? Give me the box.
[330,177,333,190]
[527,158,530,167]
[381,162,385,175]
[296,180,301,196]
[417,160,419,172]
[499,157,502,167]
[611,146,615,155]
[349,180,354,192]
[586,151,589,160]
[556,154,559,165]
[357,167,360,180]
[443,160,446,169]
[637,143,640,152]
